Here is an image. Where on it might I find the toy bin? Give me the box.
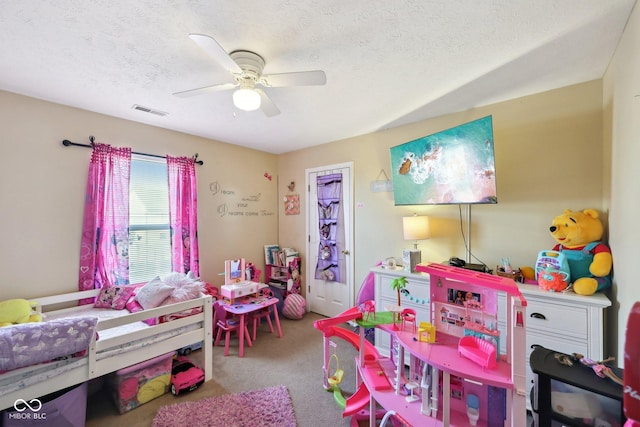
[107,352,173,414]
[2,382,88,427]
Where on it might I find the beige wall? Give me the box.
[603,1,640,362]
[279,80,604,299]
[0,91,278,299]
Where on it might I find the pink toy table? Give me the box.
[220,295,283,357]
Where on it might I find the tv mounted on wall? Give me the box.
[390,115,498,205]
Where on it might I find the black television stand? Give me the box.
[530,345,625,426]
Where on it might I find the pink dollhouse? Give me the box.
[356,263,527,426]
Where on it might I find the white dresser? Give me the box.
[371,266,430,361]
[372,266,611,411]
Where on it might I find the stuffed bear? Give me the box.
[548,208,613,296]
[0,299,42,327]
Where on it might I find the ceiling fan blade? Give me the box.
[188,33,242,74]
[262,70,327,87]
[256,89,280,117]
[173,82,237,98]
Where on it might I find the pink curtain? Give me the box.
[167,155,199,276]
[78,143,131,302]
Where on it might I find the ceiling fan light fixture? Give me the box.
[233,87,261,111]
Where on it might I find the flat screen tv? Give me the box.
[390,115,497,205]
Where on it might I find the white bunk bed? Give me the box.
[0,288,213,411]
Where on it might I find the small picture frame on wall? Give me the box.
[284,194,300,215]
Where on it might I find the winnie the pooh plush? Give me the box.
[548,208,612,296]
[0,299,42,327]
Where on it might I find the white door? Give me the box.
[306,162,354,318]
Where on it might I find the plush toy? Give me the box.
[548,208,613,296]
[0,299,42,327]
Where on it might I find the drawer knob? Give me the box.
[530,312,546,320]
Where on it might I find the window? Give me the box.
[129,157,172,283]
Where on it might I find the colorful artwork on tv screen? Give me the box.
[390,115,497,205]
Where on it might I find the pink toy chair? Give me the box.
[401,308,417,333]
[213,300,252,356]
[363,299,376,321]
[250,288,275,341]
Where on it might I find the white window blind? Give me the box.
[129,157,172,283]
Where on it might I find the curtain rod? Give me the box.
[62,136,204,165]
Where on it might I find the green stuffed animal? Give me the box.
[0,299,42,327]
[549,208,613,296]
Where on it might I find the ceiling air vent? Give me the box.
[131,104,168,116]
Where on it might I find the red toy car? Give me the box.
[170,356,205,396]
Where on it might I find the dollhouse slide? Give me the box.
[313,307,381,417]
[313,306,379,359]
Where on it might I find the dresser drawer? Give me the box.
[377,274,430,304]
[526,334,588,361]
[526,298,588,341]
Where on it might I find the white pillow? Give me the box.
[162,281,204,306]
[135,276,175,309]
[161,272,191,289]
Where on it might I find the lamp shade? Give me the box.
[403,215,430,241]
[233,87,261,111]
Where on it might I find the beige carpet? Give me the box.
[86,312,361,427]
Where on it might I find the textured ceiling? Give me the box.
[0,1,636,154]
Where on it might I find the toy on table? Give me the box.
[245,261,261,282]
[418,321,436,343]
[390,276,408,318]
[362,299,376,322]
[495,257,523,282]
[327,352,344,388]
[384,304,404,330]
[221,258,261,303]
[401,308,417,333]
[405,381,419,403]
[535,249,571,291]
[547,209,613,296]
[0,299,42,327]
[537,265,570,292]
[225,258,246,283]
[458,335,497,369]
[520,266,536,282]
[326,342,348,409]
[573,353,623,386]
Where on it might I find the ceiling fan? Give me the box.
[173,34,327,117]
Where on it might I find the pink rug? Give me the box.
[151,385,296,427]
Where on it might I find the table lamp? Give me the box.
[402,215,430,273]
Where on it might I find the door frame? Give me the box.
[305,162,354,315]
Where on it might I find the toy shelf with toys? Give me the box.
[356,263,528,427]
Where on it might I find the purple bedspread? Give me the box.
[0,317,98,371]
